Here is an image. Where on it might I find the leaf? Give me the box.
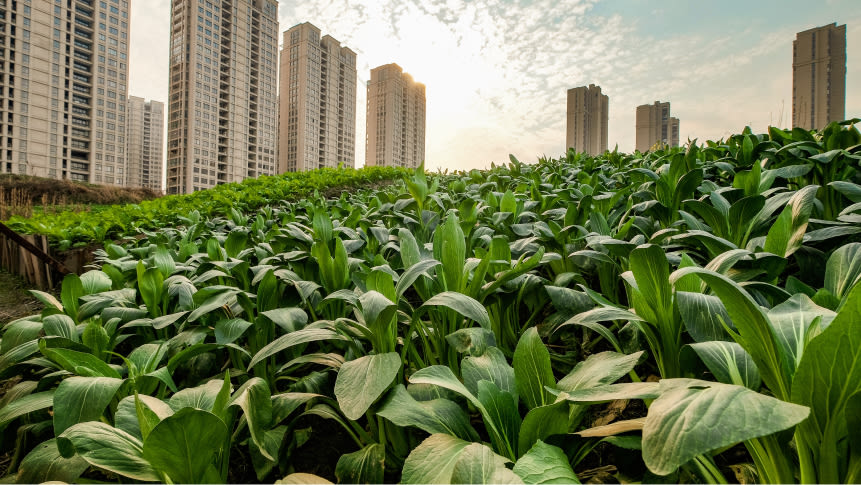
[577,418,646,437]
[676,291,733,342]
[276,473,333,484]
[261,307,308,332]
[138,263,165,318]
[767,294,835,378]
[763,184,819,258]
[334,352,401,420]
[556,351,643,392]
[450,442,522,484]
[629,244,672,325]
[214,318,253,344]
[335,443,385,485]
[513,440,580,484]
[377,385,479,441]
[54,376,124,435]
[115,394,174,440]
[40,342,121,378]
[446,327,497,356]
[401,434,472,484]
[513,328,555,409]
[17,438,89,484]
[61,273,84,323]
[433,213,467,291]
[0,390,55,428]
[42,314,78,341]
[80,270,113,295]
[685,341,761,389]
[642,379,809,476]
[462,346,516,397]
[552,382,661,403]
[791,283,861,484]
[518,401,570,457]
[248,327,349,370]
[58,421,160,482]
[476,380,520,460]
[142,408,228,484]
[824,242,861,300]
[397,258,441,297]
[169,379,224,412]
[228,378,274,460]
[421,291,491,329]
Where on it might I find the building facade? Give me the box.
[566,84,608,156]
[126,96,164,191]
[0,0,131,184]
[792,23,846,130]
[166,0,279,194]
[279,22,356,172]
[365,63,425,169]
[635,101,680,152]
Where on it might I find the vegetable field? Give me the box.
[1,121,860,484]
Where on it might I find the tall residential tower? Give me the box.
[566,84,608,156]
[127,96,164,191]
[792,23,846,130]
[0,0,130,184]
[166,0,279,194]
[279,22,357,172]
[365,63,425,169]
[635,101,679,152]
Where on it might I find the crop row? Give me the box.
[0,121,860,483]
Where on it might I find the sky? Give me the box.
[129,0,860,172]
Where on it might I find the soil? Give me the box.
[0,270,42,325]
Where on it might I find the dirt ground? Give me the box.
[0,270,42,325]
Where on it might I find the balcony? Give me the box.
[74,18,93,31]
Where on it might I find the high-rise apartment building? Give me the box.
[792,23,846,130]
[166,0,279,194]
[127,96,164,191]
[365,63,425,169]
[566,84,608,156]
[635,101,680,152]
[0,0,130,184]
[279,22,357,172]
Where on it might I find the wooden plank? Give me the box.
[0,222,70,275]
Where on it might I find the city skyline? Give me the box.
[129,0,859,173]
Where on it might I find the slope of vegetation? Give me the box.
[4,166,408,250]
[0,121,860,484]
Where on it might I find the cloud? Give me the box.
[128,1,860,174]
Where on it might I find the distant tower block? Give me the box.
[635,101,679,152]
[792,23,846,130]
[365,64,426,169]
[566,84,609,156]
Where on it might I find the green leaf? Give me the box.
[791,283,861,484]
[335,443,386,484]
[137,262,165,318]
[153,246,176,277]
[824,242,861,301]
[397,258,441,297]
[685,341,761,389]
[61,273,84,323]
[39,342,121,378]
[450,442,522,484]
[169,379,223,412]
[556,351,643,392]
[676,291,733,342]
[518,401,570,457]
[142,408,228,484]
[334,352,401,420]
[446,327,497,356]
[276,473,333,484]
[767,294,834,378]
[421,291,491,329]
[214,318,253,345]
[377,385,479,441]
[433,213,466,291]
[476,380,520,460]
[261,307,308,332]
[54,377,123,435]
[629,244,672,325]
[228,377,275,460]
[763,184,819,258]
[58,421,160,482]
[0,390,54,428]
[17,438,89,484]
[552,382,661,403]
[1,318,42,353]
[513,328,556,409]
[115,394,174,440]
[462,346,516,397]
[248,327,349,370]
[401,434,472,484]
[80,270,113,295]
[643,379,809,476]
[513,440,580,484]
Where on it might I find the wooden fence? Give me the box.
[0,222,92,290]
